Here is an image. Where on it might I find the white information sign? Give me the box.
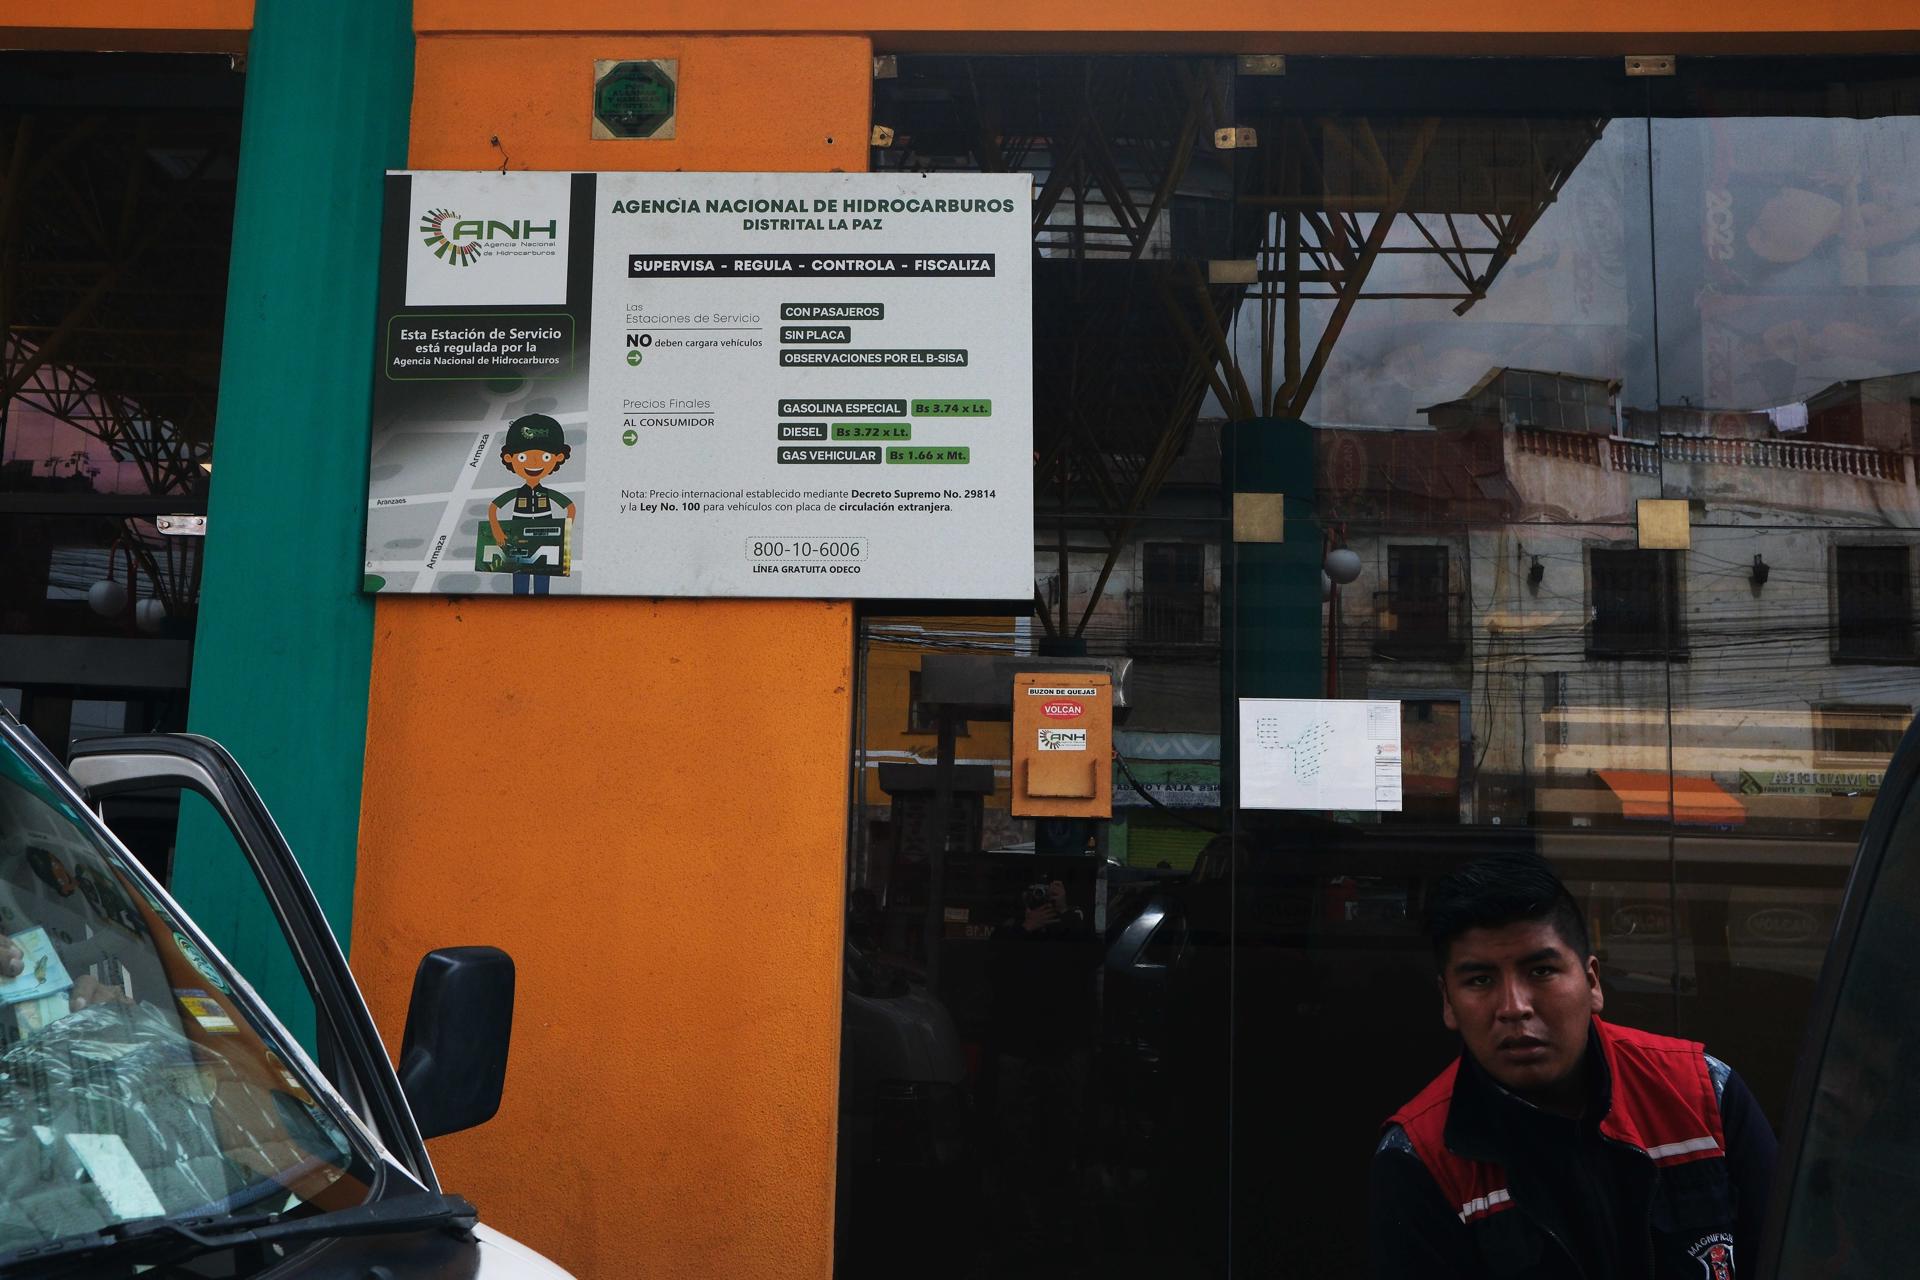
[363,171,1034,599]
[1238,698,1403,811]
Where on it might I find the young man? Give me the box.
[1372,855,1776,1279]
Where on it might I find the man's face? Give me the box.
[1440,918,1602,1095]
[508,449,559,484]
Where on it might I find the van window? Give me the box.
[1774,784,1920,1275]
[0,734,376,1260]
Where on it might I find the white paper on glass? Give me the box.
[1238,697,1402,811]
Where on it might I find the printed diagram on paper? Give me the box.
[1239,698,1402,811]
[1254,717,1332,781]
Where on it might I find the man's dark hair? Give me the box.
[1427,853,1590,970]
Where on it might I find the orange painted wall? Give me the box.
[415,0,1920,53]
[0,0,250,51]
[350,35,870,1280]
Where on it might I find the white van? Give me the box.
[0,710,572,1278]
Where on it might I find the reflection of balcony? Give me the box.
[1515,426,1600,465]
[1660,434,1906,481]
[1128,590,1218,653]
[1371,590,1467,661]
[1586,433,1907,482]
[1608,437,1659,475]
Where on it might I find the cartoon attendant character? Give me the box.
[486,413,576,596]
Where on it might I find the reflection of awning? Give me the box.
[1596,771,1746,826]
[1112,760,1220,809]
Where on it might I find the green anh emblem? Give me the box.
[593,60,678,140]
[173,930,231,993]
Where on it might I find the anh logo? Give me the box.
[1040,701,1082,719]
[418,207,560,268]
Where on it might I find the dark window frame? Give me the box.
[1587,547,1687,660]
[1133,541,1212,648]
[1375,544,1462,660]
[1833,544,1916,664]
[1813,703,1912,767]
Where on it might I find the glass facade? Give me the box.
[0,52,240,753]
[839,54,1920,1277]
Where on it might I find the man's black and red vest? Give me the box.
[1380,1019,1741,1279]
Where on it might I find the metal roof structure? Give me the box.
[1,54,242,505]
[0,53,243,644]
[872,55,1605,640]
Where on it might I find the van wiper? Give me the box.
[0,1190,476,1276]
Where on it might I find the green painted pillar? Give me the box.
[179,0,414,1039]
[1221,417,1321,811]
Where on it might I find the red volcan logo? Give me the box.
[1040,701,1082,719]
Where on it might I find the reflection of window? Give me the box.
[1589,549,1684,658]
[1390,698,1463,824]
[1383,546,1449,652]
[906,669,967,735]
[1502,371,1613,432]
[1144,542,1204,589]
[1135,542,1208,646]
[67,701,128,744]
[1815,705,1910,766]
[1835,546,1914,662]
[44,548,158,603]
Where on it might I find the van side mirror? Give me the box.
[398,947,515,1140]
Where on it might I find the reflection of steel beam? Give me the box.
[1072,270,1226,638]
[3,116,230,497]
[6,340,212,495]
[1239,113,1611,342]
[1024,61,1223,259]
[1,262,131,400]
[1281,118,1438,417]
[1129,62,1211,260]
[1158,267,1249,421]
[884,59,1249,622]
[1033,586,1057,638]
[1452,116,1606,314]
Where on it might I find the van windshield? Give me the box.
[0,728,377,1259]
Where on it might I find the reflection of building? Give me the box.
[1422,367,1621,434]
[999,362,1918,845]
[1323,366,1920,832]
[1802,372,1920,451]
[909,363,1919,862]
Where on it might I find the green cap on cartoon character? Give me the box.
[502,413,569,458]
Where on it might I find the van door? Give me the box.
[64,733,436,1188]
[1757,714,1920,1278]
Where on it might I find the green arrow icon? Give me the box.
[626,350,643,366]
[622,429,639,446]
